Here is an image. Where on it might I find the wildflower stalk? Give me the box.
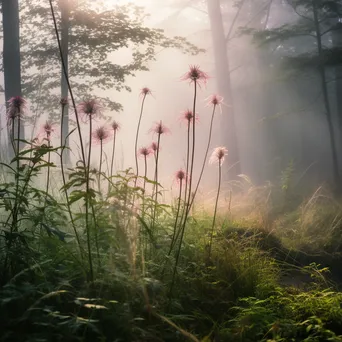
[98,139,103,193]
[86,116,95,279]
[110,128,117,178]
[189,103,217,208]
[151,131,161,229]
[169,178,183,254]
[134,92,148,186]
[169,84,197,299]
[13,109,21,232]
[60,101,82,258]
[50,0,92,280]
[208,161,222,258]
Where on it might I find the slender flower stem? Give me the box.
[208,162,222,258]
[169,180,183,254]
[178,122,191,234]
[98,140,103,194]
[151,132,161,229]
[49,0,92,280]
[13,114,21,232]
[134,94,147,185]
[110,130,117,178]
[60,103,83,258]
[46,140,51,198]
[143,154,147,193]
[190,104,217,209]
[169,81,198,298]
[86,116,94,282]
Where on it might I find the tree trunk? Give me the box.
[312,0,340,189]
[207,0,240,180]
[2,0,24,159]
[60,0,70,164]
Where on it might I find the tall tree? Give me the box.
[2,0,24,159]
[17,0,202,124]
[251,0,342,188]
[207,0,241,180]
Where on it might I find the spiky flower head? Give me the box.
[181,65,209,86]
[209,147,228,166]
[77,99,102,123]
[111,120,120,132]
[179,109,199,125]
[60,97,69,107]
[8,96,26,112]
[140,87,152,97]
[150,141,159,153]
[175,169,188,184]
[92,126,113,145]
[205,94,227,114]
[138,146,153,158]
[149,121,171,136]
[6,96,26,126]
[41,121,56,141]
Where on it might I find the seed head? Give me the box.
[60,97,69,107]
[149,121,171,136]
[175,169,188,184]
[92,126,112,145]
[150,141,159,153]
[209,147,228,166]
[138,146,153,158]
[140,87,152,97]
[41,121,56,141]
[179,109,199,125]
[6,96,26,126]
[8,96,26,112]
[111,120,120,132]
[77,99,102,122]
[205,94,227,114]
[181,65,209,87]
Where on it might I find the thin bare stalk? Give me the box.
[178,122,191,235]
[86,116,94,282]
[208,162,222,258]
[60,103,82,257]
[151,133,161,229]
[110,130,117,178]
[168,180,183,255]
[134,94,147,185]
[169,82,198,297]
[189,104,217,209]
[98,139,103,194]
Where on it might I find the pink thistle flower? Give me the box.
[6,96,26,126]
[92,126,113,145]
[40,120,56,141]
[181,65,209,87]
[174,169,188,184]
[150,141,159,153]
[179,109,199,125]
[138,146,153,158]
[111,120,121,132]
[60,97,69,107]
[8,96,26,112]
[209,147,228,166]
[77,99,103,123]
[140,87,152,97]
[205,94,228,114]
[149,121,171,136]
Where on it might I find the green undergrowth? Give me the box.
[1,215,342,342]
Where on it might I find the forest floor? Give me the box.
[2,180,342,342]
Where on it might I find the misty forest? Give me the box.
[4,0,342,341]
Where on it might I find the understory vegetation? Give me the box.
[2,85,342,342]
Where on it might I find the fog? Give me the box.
[1,0,341,201]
